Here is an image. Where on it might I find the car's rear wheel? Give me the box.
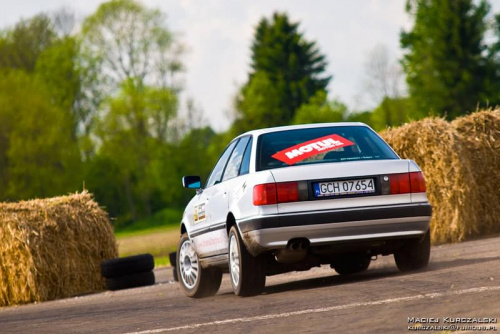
[333,255,371,275]
[229,226,266,297]
[177,233,222,298]
[394,230,431,272]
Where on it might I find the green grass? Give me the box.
[153,255,171,267]
[114,208,183,267]
[114,208,183,235]
[116,227,179,267]
[115,224,178,238]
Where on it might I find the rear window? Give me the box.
[257,126,398,171]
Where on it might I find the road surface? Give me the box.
[1,236,499,333]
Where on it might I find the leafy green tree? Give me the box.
[232,71,282,131]
[234,12,331,132]
[401,0,492,119]
[81,0,182,90]
[0,70,81,201]
[369,97,423,131]
[0,14,56,72]
[91,80,178,221]
[292,91,346,124]
[35,37,81,120]
[346,111,373,125]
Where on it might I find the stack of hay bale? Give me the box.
[0,191,117,306]
[453,110,500,237]
[381,110,500,244]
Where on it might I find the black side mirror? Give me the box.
[182,176,202,189]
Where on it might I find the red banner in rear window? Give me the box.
[271,134,355,165]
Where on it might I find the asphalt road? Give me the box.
[1,236,499,334]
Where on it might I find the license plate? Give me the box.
[313,178,375,197]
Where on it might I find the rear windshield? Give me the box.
[257,126,398,171]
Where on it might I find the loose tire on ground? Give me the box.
[101,254,155,279]
[394,230,431,272]
[228,226,266,297]
[105,271,155,291]
[169,252,179,282]
[177,233,222,298]
[333,255,371,275]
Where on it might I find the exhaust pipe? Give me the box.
[275,238,310,263]
[299,240,310,250]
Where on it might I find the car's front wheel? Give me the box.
[177,233,222,298]
[228,226,266,296]
[394,230,431,272]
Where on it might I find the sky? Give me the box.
[1,0,499,131]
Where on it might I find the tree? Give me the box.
[233,71,282,131]
[485,13,500,105]
[370,97,420,131]
[234,12,331,132]
[0,14,56,72]
[0,70,81,201]
[81,0,183,90]
[363,44,405,105]
[292,91,346,124]
[91,80,178,221]
[401,0,492,119]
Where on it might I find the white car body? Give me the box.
[177,122,432,297]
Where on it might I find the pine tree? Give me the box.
[234,12,331,131]
[401,0,491,119]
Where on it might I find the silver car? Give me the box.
[177,123,432,298]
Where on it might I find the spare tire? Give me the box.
[105,271,155,291]
[101,254,154,279]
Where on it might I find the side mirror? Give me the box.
[182,176,202,189]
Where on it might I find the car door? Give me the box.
[190,139,238,257]
[207,136,252,255]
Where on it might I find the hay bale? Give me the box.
[0,191,117,306]
[452,109,500,236]
[381,118,481,244]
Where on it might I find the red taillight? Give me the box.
[410,171,426,193]
[253,183,277,205]
[277,182,299,203]
[390,172,426,194]
[390,173,411,194]
[253,182,299,206]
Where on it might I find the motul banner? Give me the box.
[271,134,355,165]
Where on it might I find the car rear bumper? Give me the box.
[238,203,432,256]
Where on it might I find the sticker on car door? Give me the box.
[194,203,206,223]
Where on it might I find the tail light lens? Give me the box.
[410,171,426,193]
[389,172,426,194]
[390,173,411,194]
[253,182,300,206]
[277,182,299,203]
[253,183,277,205]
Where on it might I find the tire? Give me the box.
[169,252,179,282]
[177,233,222,298]
[228,226,266,297]
[394,230,431,272]
[333,255,371,275]
[172,267,179,282]
[101,254,155,279]
[105,271,155,291]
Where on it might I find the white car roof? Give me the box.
[236,122,370,139]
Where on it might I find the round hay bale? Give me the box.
[380,117,481,244]
[0,191,117,306]
[452,109,500,236]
